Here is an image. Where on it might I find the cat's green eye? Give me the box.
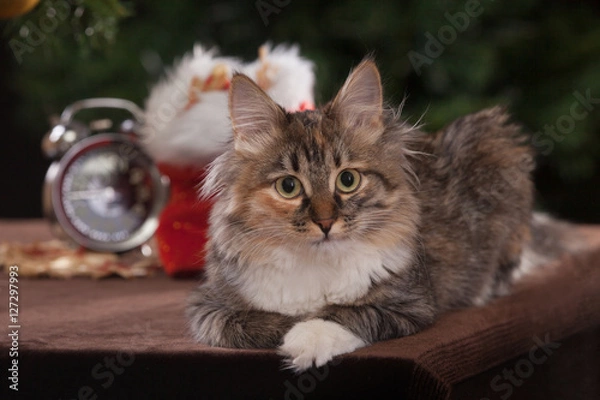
[336,169,361,193]
[275,176,303,199]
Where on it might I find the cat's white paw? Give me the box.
[279,319,366,372]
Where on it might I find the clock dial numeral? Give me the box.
[132,203,146,217]
[136,186,151,202]
[118,143,140,161]
[129,168,145,185]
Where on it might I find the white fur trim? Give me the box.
[241,43,315,112]
[142,45,241,165]
[144,91,231,166]
[142,43,315,166]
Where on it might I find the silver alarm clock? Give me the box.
[42,98,170,253]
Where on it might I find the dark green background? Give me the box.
[1,0,599,221]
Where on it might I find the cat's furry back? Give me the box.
[411,108,534,308]
[187,60,537,371]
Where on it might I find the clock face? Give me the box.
[51,135,168,252]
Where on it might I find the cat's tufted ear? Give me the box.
[330,59,384,134]
[229,74,287,154]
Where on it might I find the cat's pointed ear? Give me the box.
[229,74,286,154]
[330,59,384,132]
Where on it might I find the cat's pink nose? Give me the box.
[314,218,335,235]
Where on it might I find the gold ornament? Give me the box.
[0,0,40,19]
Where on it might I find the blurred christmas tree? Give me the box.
[0,0,599,221]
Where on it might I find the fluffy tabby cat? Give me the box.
[187,59,571,371]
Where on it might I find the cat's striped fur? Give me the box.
[187,59,548,371]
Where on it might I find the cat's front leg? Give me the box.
[280,306,433,371]
[280,277,436,371]
[187,284,297,348]
[279,318,366,371]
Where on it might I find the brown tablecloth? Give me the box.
[1,220,599,400]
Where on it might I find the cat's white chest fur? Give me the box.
[237,241,410,316]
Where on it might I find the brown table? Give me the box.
[1,220,599,399]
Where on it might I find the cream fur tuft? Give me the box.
[235,239,413,316]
